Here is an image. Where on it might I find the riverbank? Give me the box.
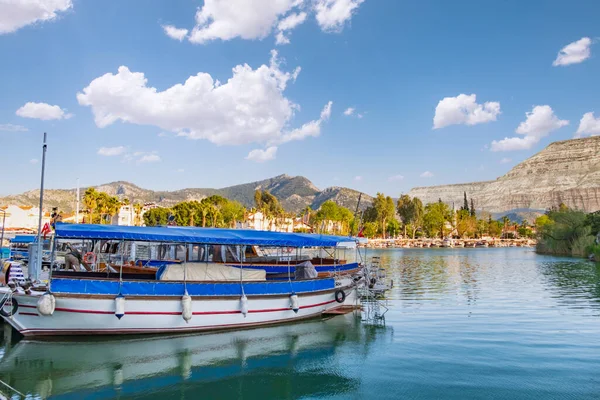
[364,238,535,249]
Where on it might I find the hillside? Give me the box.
[0,174,370,215]
[409,136,600,213]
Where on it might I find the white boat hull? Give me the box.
[0,282,358,337]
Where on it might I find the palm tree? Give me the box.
[83,188,98,223]
[133,202,143,226]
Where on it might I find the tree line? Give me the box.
[82,187,535,239]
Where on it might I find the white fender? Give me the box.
[37,293,55,316]
[181,351,192,380]
[181,292,192,323]
[240,295,248,317]
[113,367,124,387]
[115,294,125,319]
[290,293,299,314]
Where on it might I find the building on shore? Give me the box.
[0,205,51,231]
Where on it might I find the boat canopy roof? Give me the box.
[10,235,36,244]
[54,223,357,248]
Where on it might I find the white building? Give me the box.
[112,203,158,226]
[0,205,51,231]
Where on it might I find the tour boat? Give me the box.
[85,236,360,278]
[0,224,362,337]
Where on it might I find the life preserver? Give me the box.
[0,297,18,317]
[334,289,346,303]
[84,252,97,265]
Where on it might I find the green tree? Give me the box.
[386,219,401,238]
[423,200,452,238]
[143,207,171,226]
[470,198,476,217]
[411,197,424,239]
[83,188,98,224]
[221,200,246,228]
[397,194,414,237]
[462,192,469,211]
[373,193,396,238]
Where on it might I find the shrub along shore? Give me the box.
[535,204,600,260]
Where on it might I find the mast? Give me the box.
[33,132,47,281]
[76,178,80,224]
[352,193,362,236]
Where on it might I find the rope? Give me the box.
[239,245,245,297]
[0,378,25,397]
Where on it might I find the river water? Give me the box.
[1,248,599,399]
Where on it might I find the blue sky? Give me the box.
[1,0,599,197]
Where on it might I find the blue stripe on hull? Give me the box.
[50,277,336,297]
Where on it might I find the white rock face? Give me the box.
[409,136,600,212]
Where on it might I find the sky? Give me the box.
[1,0,599,197]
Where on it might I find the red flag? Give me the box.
[41,222,51,239]
[357,227,365,238]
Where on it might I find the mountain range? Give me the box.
[2,136,600,218]
[0,174,372,215]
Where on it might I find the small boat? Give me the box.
[0,224,362,337]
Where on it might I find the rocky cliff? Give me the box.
[409,136,600,212]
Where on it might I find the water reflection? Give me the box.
[374,249,484,306]
[537,258,600,312]
[0,315,391,399]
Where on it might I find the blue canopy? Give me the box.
[54,223,357,247]
[10,235,36,244]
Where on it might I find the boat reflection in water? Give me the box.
[0,314,389,399]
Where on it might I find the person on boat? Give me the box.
[65,244,91,272]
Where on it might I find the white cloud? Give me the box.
[275,31,290,45]
[176,168,185,173]
[97,147,161,164]
[157,132,170,137]
[433,94,500,129]
[314,0,364,32]
[0,123,28,132]
[320,101,332,120]
[388,174,404,181]
[189,0,297,44]
[16,102,72,120]
[343,107,354,116]
[162,25,188,41]
[79,52,330,160]
[138,154,161,163]
[29,158,38,164]
[97,146,127,156]
[0,0,72,34]
[575,112,600,138]
[275,11,306,45]
[500,158,512,164]
[354,175,362,181]
[79,51,307,146]
[246,146,278,162]
[491,105,568,151]
[420,171,433,178]
[171,0,362,45]
[553,37,592,66]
